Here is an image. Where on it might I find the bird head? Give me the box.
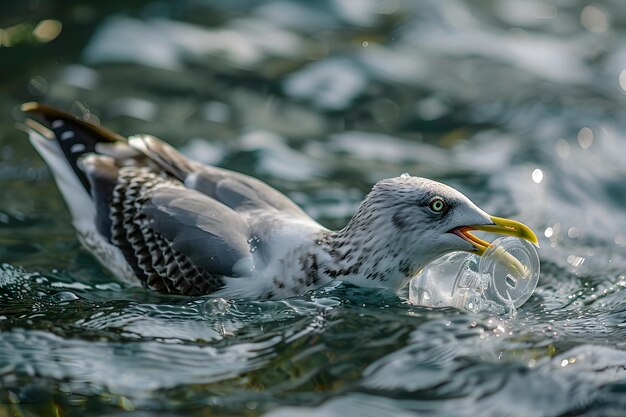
[349,176,538,280]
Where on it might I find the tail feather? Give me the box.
[21,103,196,233]
[21,102,124,192]
[25,122,96,228]
[22,106,138,283]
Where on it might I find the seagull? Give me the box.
[21,102,538,300]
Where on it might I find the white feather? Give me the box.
[28,130,95,229]
[28,129,138,284]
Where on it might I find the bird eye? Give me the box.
[429,198,446,213]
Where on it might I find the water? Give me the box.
[2,1,626,415]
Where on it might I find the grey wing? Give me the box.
[140,186,253,277]
[185,170,309,216]
[129,134,311,217]
[107,166,253,295]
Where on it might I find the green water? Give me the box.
[3,1,626,416]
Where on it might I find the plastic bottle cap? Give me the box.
[479,237,540,308]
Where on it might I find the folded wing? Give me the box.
[129,134,310,217]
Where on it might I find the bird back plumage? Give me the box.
[21,102,260,295]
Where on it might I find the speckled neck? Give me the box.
[314,207,423,292]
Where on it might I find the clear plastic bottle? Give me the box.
[408,237,540,314]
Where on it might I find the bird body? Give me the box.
[22,103,538,300]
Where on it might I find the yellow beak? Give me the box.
[452,216,539,255]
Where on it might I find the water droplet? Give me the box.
[577,127,594,149]
[619,70,626,93]
[33,19,62,43]
[531,168,543,184]
[554,138,570,159]
[52,291,79,303]
[400,172,410,178]
[567,255,585,267]
[248,236,261,253]
[581,5,608,33]
[27,76,48,96]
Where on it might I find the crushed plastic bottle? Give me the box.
[408,237,540,314]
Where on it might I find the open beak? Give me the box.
[450,216,539,255]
